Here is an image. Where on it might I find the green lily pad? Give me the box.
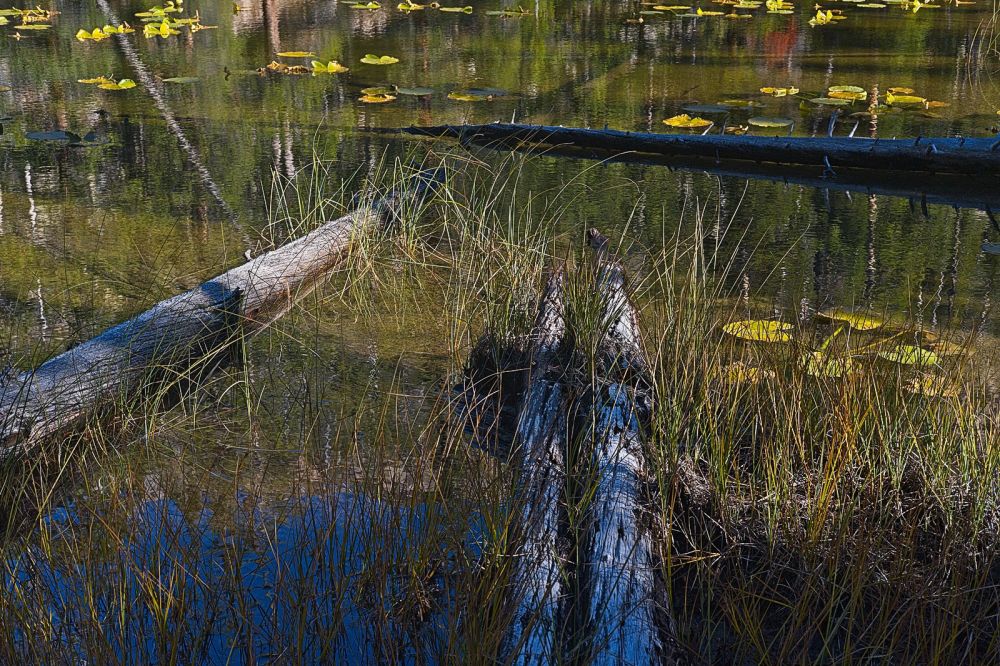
[162,76,200,84]
[878,345,940,366]
[682,104,732,114]
[811,97,852,106]
[748,116,793,128]
[395,86,435,96]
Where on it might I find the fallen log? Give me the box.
[0,168,443,457]
[577,229,681,665]
[404,123,1000,176]
[503,270,570,666]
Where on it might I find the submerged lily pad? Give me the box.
[161,76,200,84]
[722,320,793,343]
[448,91,491,101]
[394,86,435,96]
[811,97,852,106]
[748,116,793,128]
[682,104,732,114]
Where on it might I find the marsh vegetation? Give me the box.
[1,0,999,664]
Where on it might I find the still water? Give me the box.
[0,0,998,661]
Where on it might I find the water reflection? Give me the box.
[12,490,476,664]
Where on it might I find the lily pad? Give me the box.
[759,86,798,97]
[817,309,883,331]
[682,104,732,114]
[98,79,137,91]
[878,345,939,366]
[811,97,852,106]
[359,93,396,103]
[722,319,793,343]
[276,51,317,58]
[886,93,926,106]
[663,114,713,128]
[748,116,793,128]
[803,352,854,378]
[448,90,492,101]
[360,54,399,65]
[394,86,435,96]
[312,60,349,74]
[161,76,200,84]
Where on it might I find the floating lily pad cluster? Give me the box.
[719,309,965,397]
[0,6,58,37]
[664,79,956,135]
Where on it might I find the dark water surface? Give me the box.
[1,0,999,661]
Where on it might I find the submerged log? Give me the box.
[504,270,570,666]
[0,169,443,457]
[405,123,1000,176]
[578,229,681,666]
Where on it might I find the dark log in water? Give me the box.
[504,270,570,666]
[404,123,1000,176]
[0,169,442,457]
[578,229,682,666]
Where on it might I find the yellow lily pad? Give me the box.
[312,60,349,74]
[722,320,794,343]
[817,309,883,331]
[277,51,317,58]
[663,114,713,128]
[359,93,397,103]
[360,54,399,65]
[803,352,855,378]
[98,78,137,91]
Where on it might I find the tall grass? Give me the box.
[0,149,997,664]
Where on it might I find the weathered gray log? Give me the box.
[578,229,680,665]
[503,270,570,666]
[0,169,442,456]
[404,123,1000,176]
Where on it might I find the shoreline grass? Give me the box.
[0,150,997,664]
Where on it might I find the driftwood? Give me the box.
[405,123,1000,177]
[503,271,570,665]
[577,229,680,665]
[0,169,442,457]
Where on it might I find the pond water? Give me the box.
[1,0,999,662]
